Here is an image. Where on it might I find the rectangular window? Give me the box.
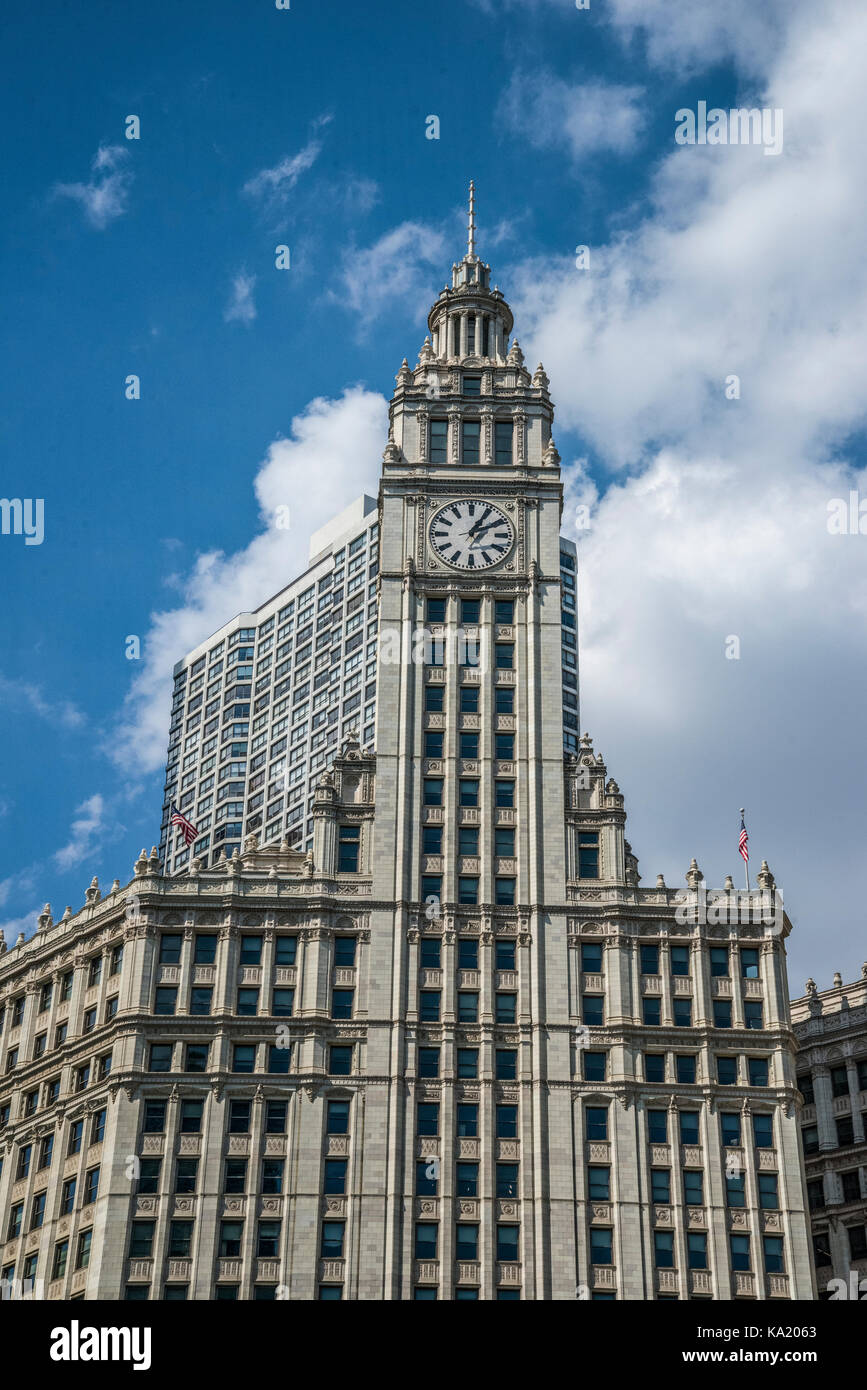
[679,1112,700,1145]
[710,948,729,977]
[430,420,448,464]
[457,992,478,1023]
[673,998,692,1027]
[418,1047,439,1078]
[676,1055,696,1084]
[670,945,690,976]
[180,1100,203,1133]
[232,1045,256,1073]
[190,987,213,1016]
[423,778,443,807]
[159,935,182,965]
[462,420,480,464]
[495,878,515,906]
[457,1048,478,1079]
[495,780,514,808]
[717,1056,738,1086]
[423,825,443,855]
[334,937,357,967]
[640,945,659,975]
[274,935,297,967]
[337,825,360,872]
[456,1162,478,1197]
[329,1045,353,1076]
[748,1057,769,1086]
[457,1103,478,1137]
[324,1159,347,1195]
[578,833,599,878]
[494,421,513,466]
[458,877,479,905]
[588,1166,610,1201]
[683,1170,704,1205]
[642,997,661,1027]
[586,1107,608,1141]
[416,1102,439,1136]
[654,1230,674,1268]
[651,1169,671,1203]
[645,1054,665,1082]
[713,999,732,1028]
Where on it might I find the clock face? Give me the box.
[428,499,514,570]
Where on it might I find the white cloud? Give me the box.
[0,674,84,729]
[54,794,107,870]
[243,117,332,206]
[224,271,257,324]
[52,144,133,229]
[335,222,447,328]
[501,0,867,984]
[110,387,386,775]
[498,72,646,158]
[0,906,41,950]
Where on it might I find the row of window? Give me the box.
[1,1054,111,1125]
[417,993,519,1024]
[421,877,517,907]
[423,777,515,807]
[808,1169,864,1208]
[802,1113,867,1153]
[577,1050,772,1086]
[0,946,123,1037]
[580,994,765,1029]
[585,1105,777,1149]
[798,1060,867,1104]
[6,1165,100,1241]
[427,417,515,467]
[578,943,763,978]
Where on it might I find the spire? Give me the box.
[467,180,476,258]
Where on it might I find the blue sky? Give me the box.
[1,0,866,991]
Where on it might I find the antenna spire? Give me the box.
[467,180,476,258]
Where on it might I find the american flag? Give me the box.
[170,803,198,847]
[738,813,749,864]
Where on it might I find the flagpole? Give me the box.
[740,807,749,891]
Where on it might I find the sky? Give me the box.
[0,0,865,993]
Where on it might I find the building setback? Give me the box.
[0,192,815,1300]
[791,968,867,1296]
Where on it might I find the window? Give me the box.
[710,948,729,977]
[154,987,177,1017]
[645,1054,665,1082]
[590,1228,612,1265]
[143,1101,166,1133]
[52,1240,69,1280]
[717,1057,738,1086]
[730,1235,751,1272]
[169,1221,193,1258]
[265,1101,287,1134]
[237,988,259,1016]
[417,1102,439,1136]
[459,779,479,807]
[76,1230,92,1270]
[194,934,218,965]
[744,1000,763,1030]
[812,1233,831,1268]
[495,643,514,670]
[676,1055,696,1084]
[758,1173,779,1210]
[497,1105,518,1139]
[836,1116,855,1147]
[494,599,514,624]
[457,1049,478,1079]
[457,938,479,970]
[329,1045,353,1076]
[425,684,444,712]
[458,825,479,856]
[159,935,182,965]
[463,375,481,397]
[496,1049,517,1081]
[683,1170,704,1205]
[806,1179,825,1211]
[219,1222,243,1258]
[640,945,659,975]
[673,998,692,1027]
[274,935,297,967]
[651,1169,671,1204]
[7,1204,23,1240]
[578,833,599,878]
[337,825,360,872]
[726,1172,746,1208]
[175,1159,198,1195]
[430,419,448,464]
[588,1166,610,1201]
[740,948,760,979]
[495,994,517,1024]
[273,988,294,1017]
[321,1222,345,1258]
[456,1224,479,1261]
[228,1100,251,1134]
[748,1057,769,1086]
[841,1170,861,1203]
[461,598,480,624]
[648,1110,668,1143]
[88,956,102,988]
[61,1176,77,1212]
[586,1107,608,1141]
[456,1162,478,1197]
[423,778,443,807]
[495,780,514,808]
[30,1191,46,1230]
[190,987,213,1016]
[848,1226,867,1262]
[268,1043,291,1074]
[257,1221,281,1258]
[713,999,732,1028]
[801,1125,819,1154]
[462,420,480,464]
[495,878,516,906]
[581,943,602,973]
[420,991,441,1023]
[416,1159,438,1196]
[831,1065,850,1098]
[458,877,478,905]
[460,732,479,759]
[495,687,514,715]
[129,1223,155,1259]
[83,1167,99,1205]
[457,992,478,1023]
[497,1225,519,1262]
[423,825,443,855]
[670,945,690,976]
[224,1159,247,1194]
[424,730,443,759]
[495,939,516,970]
[418,1047,439,1078]
[583,994,604,1026]
[232,1044,256,1073]
[752,1113,774,1148]
[688,1233,707,1270]
[457,1103,478,1137]
[334,937,357,967]
[797,1073,814,1105]
[180,1100,203,1134]
[679,1112,700,1145]
[427,597,447,623]
[414,1224,437,1260]
[654,1231,674,1268]
[239,935,263,966]
[67,1122,83,1156]
[642,997,661,1026]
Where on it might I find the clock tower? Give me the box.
[365,185,576,1297]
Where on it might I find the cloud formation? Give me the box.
[498,72,646,158]
[224,271,257,324]
[54,794,107,870]
[53,144,133,229]
[0,674,85,729]
[243,116,333,207]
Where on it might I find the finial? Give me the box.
[467,180,476,258]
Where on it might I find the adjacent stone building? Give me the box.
[791,968,867,1297]
[0,190,816,1300]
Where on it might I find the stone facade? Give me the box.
[791,968,867,1296]
[0,194,816,1300]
